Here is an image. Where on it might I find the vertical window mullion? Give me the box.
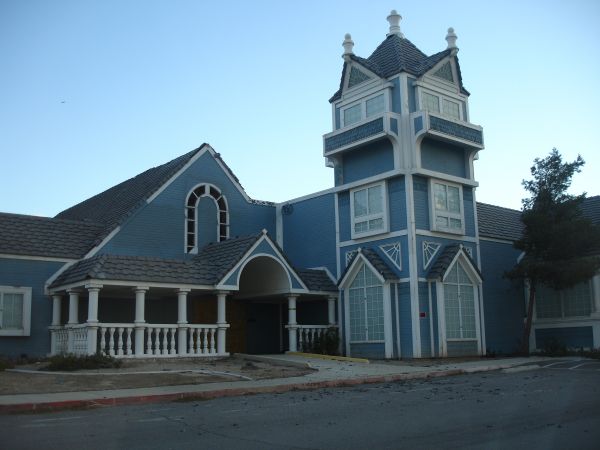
[363,290,369,341]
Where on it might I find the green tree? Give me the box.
[508,149,600,354]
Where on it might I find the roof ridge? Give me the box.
[476,201,521,213]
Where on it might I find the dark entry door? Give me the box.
[245,302,281,354]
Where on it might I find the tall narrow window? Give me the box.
[348,265,384,342]
[432,181,463,234]
[351,183,387,238]
[186,184,229,253]
[444,262,476,339]
[0,287,31,336]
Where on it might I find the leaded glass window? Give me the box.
[444,262,476,339]
[536,281,592,319]
[442,99,460,121]
[348,265,385,342]
[423,92,440,113]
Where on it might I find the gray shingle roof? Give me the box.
[55,147,203,237]
[427,244,482,281]
[477,202,524,242]
[296,269,337,292]
[330,35,467,103]
[339,247,398,286]
[0,213,104,259]
[581,195,600,225]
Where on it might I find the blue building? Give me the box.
[1,11,599,359]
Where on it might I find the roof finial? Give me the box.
[342,33,354,59]
[446,27,458,50]
[387,10,404,37]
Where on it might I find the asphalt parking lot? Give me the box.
[537,359,600,371]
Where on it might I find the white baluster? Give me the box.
[109,327,116,356]
[117,327,124,356]
[189,328,194,354]
[209,328,216,354]
[169,328,176,355]
[162,327,168,355]
[153,328,160,355]
[100,327,107,355]
[126,328,133,355]
[146,327,152,355]
[202,328,208,354]
[298,328,304,352]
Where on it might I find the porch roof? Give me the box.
[49,233,338,293]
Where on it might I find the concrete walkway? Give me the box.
[0,355,553,414]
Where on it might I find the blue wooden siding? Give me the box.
[418,282,432,357]
[341,139,394,184]
[282,193,336,275]
[99,151,276,259]
[413,176,430,230]
[535,327,593,350]
[463,187,476,237]
[388,176,407,232]
[479,240,524,354]
[398,282,413,358]
[447,340,478,356]
[0,258,66,357]
[338,191,351,243]
[350,342,386,359]
[335,107,340,130]
[420,138,467,178]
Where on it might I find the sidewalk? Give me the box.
[0,354,553,414]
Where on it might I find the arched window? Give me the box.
[185,184,229,253]
[348,264,384,342]
[443,261,476,339]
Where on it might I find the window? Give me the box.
[366,94,384,117]
[431,180,463,234]
[0,286,31,336]
[348,264,385,342]
[341,93,387,127]
[444,262,476,339]
[186,184,229,253]
[536,281,593,319]
[422,90,463,121]
[351,183,388,238]
[343,104,361,126]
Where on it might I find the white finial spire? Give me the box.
[342,33,354,58]
[446,27,458,50]
[387,10,404,37]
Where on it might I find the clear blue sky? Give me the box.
[1,0,598,217]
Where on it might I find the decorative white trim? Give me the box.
[412,168,479,187]
[339,251,387,288]
[415,230,478,242]
[405,174,421,357]
[384,283,393,358]
[422,241,441,269]
[395,283,401,358]
[184,182,229,254]
[428,281,435,357]
[338,230,408,248]
[380,242,402,270]
[48,279,215,294]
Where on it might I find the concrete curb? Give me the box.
[0,367,480,415]
[239,354,313,369]
[286,352,370,364]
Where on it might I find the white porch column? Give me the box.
[328,296,337,326]
[67,290,79,353]
[50,294,62,355]
[287,295,299,352]
[177,289,190,356]
[85,284,102,355]
[216,291,229,355]
[134,287,148,356]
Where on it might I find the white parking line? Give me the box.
[30,416,84,423]
[569,363,594,370]
[542,361,575,368]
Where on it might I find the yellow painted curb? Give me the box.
[287,352,370,364]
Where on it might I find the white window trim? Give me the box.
[350,181,389,239]
[0,286,32,337]
[429,179,465,235]
[419,88,464,122]
[340,91,389,128]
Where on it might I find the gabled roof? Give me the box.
[330,34,467,103]
[581,195,600,225]
[427,244,482,281]
[0,213,104,259]
[338,247,398,287]
[55,146,204,238]
[477,202,524,242]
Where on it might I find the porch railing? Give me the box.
[50,323,224,358]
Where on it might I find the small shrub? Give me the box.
[541,338,567,356]
[45,353,122,371]
[0,356,14,371]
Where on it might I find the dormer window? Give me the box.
[422,90,462,121]
[341,93,386,128]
